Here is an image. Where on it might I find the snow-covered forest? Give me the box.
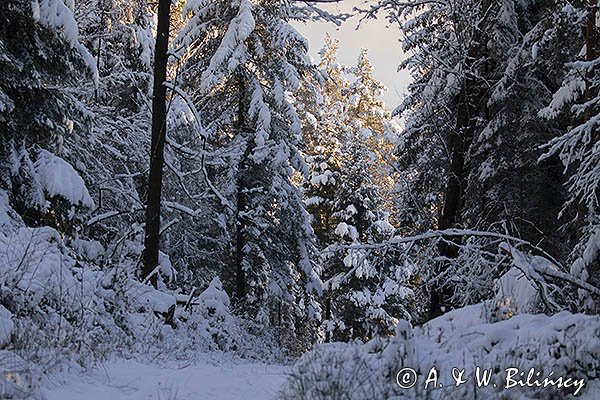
[1,0,600,398]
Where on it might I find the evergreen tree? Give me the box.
[346,49,399,215]
[176,0,322,347]
[75,0,153,111]
[369,0,571,317]
[0,0,96,231]
[302,34,347,247]
[540,0,600,311]
[302,38,407,341]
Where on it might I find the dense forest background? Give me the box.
[0,0,599,398]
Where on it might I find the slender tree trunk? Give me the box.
[429,78,479,320]
[235,74,248,300]
[142,0,171,287]
[235,178,247,299]
[324,297,331,342]
[94,36,101,102]
[584,0,597,123]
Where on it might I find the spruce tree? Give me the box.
[540,0,600,311]
[369,0,571,317]
[0,0,96,230]
[176,0,322,347]
[302,39,406,341]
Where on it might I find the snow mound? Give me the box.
[0,306,14,347]
[0,227,80,305]
[283,304,600,399]
[198,277,231,318]
[158,251,176,284]
[493,266,539,318]
[34,150,94,208]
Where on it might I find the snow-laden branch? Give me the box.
[86,208,144,227]
[500,243,600,297]
[164,81,235,212]
[341,228,561,266]
[292,1,351,25]
[329,228,600,304]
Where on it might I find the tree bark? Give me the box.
[235,176,247,299]
[142,0,171,287]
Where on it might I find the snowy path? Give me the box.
[42,357,288,400]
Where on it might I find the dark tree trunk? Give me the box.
[428,72,482,319]
[94,36,101,102]
[584,0,597,123]
[428,88,475,320]
[142,0,171,287]
[235,176,247,299]
[324,297,332,342]
[235,73,249,300]
[428,0,494,320]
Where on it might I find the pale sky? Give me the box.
[294,0,411,110]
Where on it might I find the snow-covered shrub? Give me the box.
[0,211,288,385]
[0,306,14,348]
[195,277,236,350]
[282,304,600,399]
[2,145,95,236]
[281,343,383,400]
[32,149,95,233]
[0,192,291,383]
[130,276,286,364]
[0,225,132,369]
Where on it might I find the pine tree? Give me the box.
[346,49,399,214]
[302,34,346,247]
[461,0,570,258]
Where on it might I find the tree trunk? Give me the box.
[427,0,494,320]
[428,77,479,319]
[235,176,247,299]
[584,0,597,123]
[142,0,171,287]
[324,297,332,342]
[235,73,248,300]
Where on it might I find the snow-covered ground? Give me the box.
[43,357,288,400]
